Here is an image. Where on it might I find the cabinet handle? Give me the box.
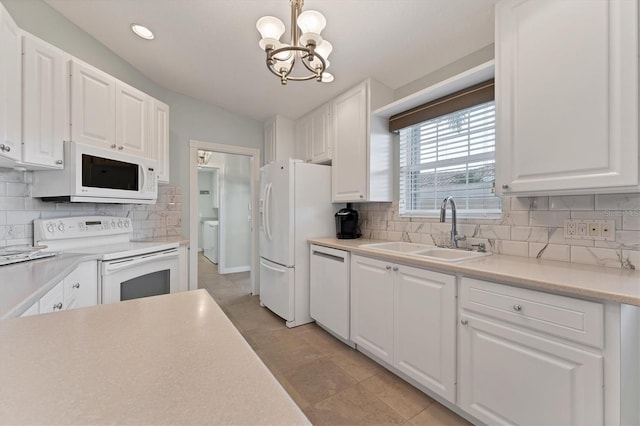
[4,145,9,152]
[53,302,63,311]
[118,146,124,150]
[111,144,117,149]
[73,283,80,289]
[55,160,63,165]
[385,265,392,270]
[501,184,509,189]
[461,319,468,325]
[392,266,398,271]
[359,194,364,198]
[513,304,522,312]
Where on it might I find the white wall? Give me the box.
[197,168,218,250]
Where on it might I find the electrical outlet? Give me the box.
[588,223,600,237]
[564,219,615,241]
[566,221,576,236]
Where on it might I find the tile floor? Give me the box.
[198,254,473,425]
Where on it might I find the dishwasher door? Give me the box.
[309,244,350,341]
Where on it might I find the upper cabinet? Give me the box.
[331,79,394,202]
[0,2,21,166]
[151,99,170,183]
[496,0,639,196]
[295,103,332,164]
[22,34,69,169]
[70,59,117,150]
[264,115,294,164]
[115,80,150,157]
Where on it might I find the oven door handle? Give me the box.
[103,249,179,273]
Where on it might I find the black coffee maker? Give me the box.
[335,204,361,239]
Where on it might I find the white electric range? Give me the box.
[34,216,180,304]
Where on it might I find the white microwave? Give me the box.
[32,141,158,204]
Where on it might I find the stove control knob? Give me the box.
[124,221,130,228]
[111,220,116,228]
[46,223,55,233]
[58,223,65,232]
[117,220,123,228]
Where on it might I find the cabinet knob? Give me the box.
[118,146,124,150]
[359,195,364,198]
[55,160,63,165]
[501,184,509,189]
[53,302,63,311]
[513,304,522,312]
[392,266,398,271]
[73,283,80,289]
[111,144,117,149]
[461,319,468,325]
[0,144,4,151]
[385,265,392,270]
[4,145,9,152]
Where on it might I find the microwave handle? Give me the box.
[140,163,146,191]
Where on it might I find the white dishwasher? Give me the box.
[309,244,350,341]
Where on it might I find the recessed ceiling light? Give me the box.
[131,24,154,40]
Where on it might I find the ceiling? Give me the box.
[45,0,498,122]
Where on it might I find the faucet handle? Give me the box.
[471,243,486,252]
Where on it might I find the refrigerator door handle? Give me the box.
[260,258,285,273]
[265,183,273,241]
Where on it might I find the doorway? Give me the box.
[189,140,260,295]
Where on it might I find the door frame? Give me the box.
[189,140,261,295]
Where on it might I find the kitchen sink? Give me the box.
[412,248,491,262]
[361,241,491,262]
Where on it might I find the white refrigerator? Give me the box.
[259,159,336,328]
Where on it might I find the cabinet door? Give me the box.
[63,261,98,310]
[39,281,64,314]
[350,255,394,364]
[264,118,276,164]
[459,314,603,425]
[310,103,331,164]
[115,81,149,157]
[22,35,68,169]
[394,265,456,403]
[496,0,638,194]
[71,60,116,149]
[20,301,39,317]
[295,115,311,162]
[0,4,21,163]
[332,82,368,202]
[151,99,170,183]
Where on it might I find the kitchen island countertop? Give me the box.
[0,289,309,425]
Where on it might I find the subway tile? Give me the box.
[499,211,529,226]
[594,231,640,251]
[571,210,623,229]
[529,243,570,262]
[595,193,640,211]
[549,195,594,211]
[5,211,41,226]
[530,211,571,227]
[510,196,548,211]
[570,246,622,268]
[0,197,24,210]
[6,182,28,197]
[621,250,639,270]
[494,240,529,257]
[511,226,549,243]
[623,213,640,231]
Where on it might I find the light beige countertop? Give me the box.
[0,253,100,319]
[0,289,309,425]
[309,237,640,307]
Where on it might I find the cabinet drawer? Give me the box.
[460,277,603,348]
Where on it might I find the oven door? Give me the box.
[101,248,179,304]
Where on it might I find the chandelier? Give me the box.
[256,0,333,85]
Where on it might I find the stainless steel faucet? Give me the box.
[440,196,465,248]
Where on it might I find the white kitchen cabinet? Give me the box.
[350,255,394,364]
[296,103,332,164]
[394,264,456,403]
[39,280,65,314]
[115,80,150,157]
[458,277,604,425]
[21,34,69,169]
[70,59,116,149]
[19,301,39,317]
[151,98,170,183]
[495,0,639,195]
[0,2,21,166]
[264,115,294,164]
[331,79,393,202]
[351,254,456,403]
[63,261,98,310]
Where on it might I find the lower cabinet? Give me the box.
[19,261,98,317]
[350,255,456,403]
[458,277,604,425]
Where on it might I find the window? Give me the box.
[397,99,501,218]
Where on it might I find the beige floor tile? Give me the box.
[330,346,386,382]
[409,403,473,426]
[362,369,435,420]
[299,324,349,355]
[255,337,326,375]
[304,384,407,425]
[284,358,358,405]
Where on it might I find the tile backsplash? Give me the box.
[357,194,640,269]
[0,168,182,247]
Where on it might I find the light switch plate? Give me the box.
[564,219,615,241]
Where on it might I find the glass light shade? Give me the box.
[315,40,333,60]
[297,10,326,34]
[321,72,334,83]
[256,16,285,40]
[275,57,294,74]
[273,43,293,61]
[299,32,323,48]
